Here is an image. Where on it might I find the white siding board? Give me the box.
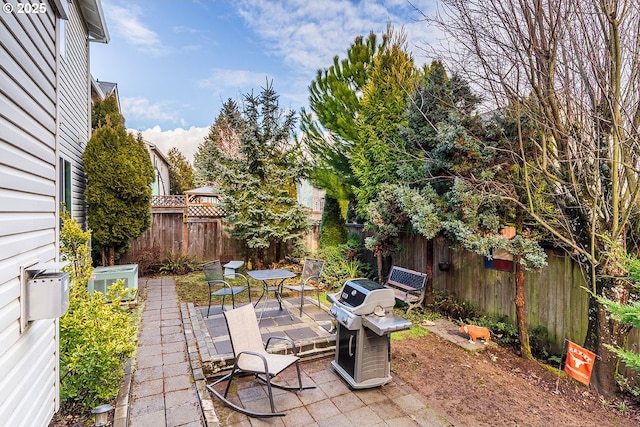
[0,321,56,422]
[0,322,20,359]
[0,44,56,114]
[0,138,52,178]
[0,213,56,237]
[0,276,19,307]
[2,11,56,91]
[59,0,91,224]
[3,6,56,74]
[0,189,55,214]
[0,300,20,333]
[0,165,56,196]
[15,376,56,427]
[0,230,55,261]
[0,92,56,145]
[2,0,102,423]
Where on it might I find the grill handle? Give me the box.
[348,335,354,357]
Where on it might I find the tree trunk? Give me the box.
[424,239,434,305]
[108,246,115,266]
[584,275,630,396]
[255,247,265,270]
[376,251,383,283]
[275,241,282,262]
[514,254,532,359]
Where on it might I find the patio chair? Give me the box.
[206,304,315,417]
[203,260,250,316]
[283,257,325,316]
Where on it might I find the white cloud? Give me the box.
[236,0,439,76]
[133,125,209,163]
[197,68,273,90]
[104,3,166,56]
[121,97,182,125]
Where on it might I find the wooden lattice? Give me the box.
[152,195,186,208]
[187,205,226,218]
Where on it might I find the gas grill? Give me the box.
[327,278,411,389]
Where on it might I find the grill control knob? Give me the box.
[341,316,347,323]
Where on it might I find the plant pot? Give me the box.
[438,262,451,272]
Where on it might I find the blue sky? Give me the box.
[91,0,440,159]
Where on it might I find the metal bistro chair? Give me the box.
[203,260,250,316]
[284,257,325,316]
[206,304,315,417]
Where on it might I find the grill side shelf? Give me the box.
[361,314,412,336]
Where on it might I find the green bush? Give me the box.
[318,238,372,290]
[160,251,200,275]
[431,290,479,320]
[59,208,93,287]
[59,282,138,409]
[58,212,138,410]
[319,195,347,248]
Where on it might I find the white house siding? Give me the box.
[0,2,62,426]
[59,1,90,227]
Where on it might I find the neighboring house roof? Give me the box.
[97,80,118,97]
[185,186,217,195]
[77,0,110,43]
[91,78,121,111]
[146,142,170,167]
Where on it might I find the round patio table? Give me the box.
[247,269,297,322]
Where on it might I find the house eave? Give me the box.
[78,0,110,43]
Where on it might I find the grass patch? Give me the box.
[391,326,429,340]
[174,270,308,308]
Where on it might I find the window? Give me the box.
[59,19,66,58]
[60,158,72,214]
[151,168,160,195]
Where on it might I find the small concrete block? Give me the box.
[343,405,384,426]
[133,365,163,383]
[164,374,194,392]
[163,350,187,365]
[129,394,164,417]
[132,378,163,399]
[393,393,426,413]
[306,399,341,422]
[129,410,165,427]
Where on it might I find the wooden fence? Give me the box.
[345,227,619,356]
[123,212,637,362]
[119,205,320,267]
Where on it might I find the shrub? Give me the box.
[160,251,200,275]
[431,290,479,320]
[58,212,138,410]
[132,244,163,276]
[59,282,138,409]
[318,240,372,290]
[319,195,347,248]
[59,208,93,287]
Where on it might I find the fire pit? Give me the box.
[327,278,412,389]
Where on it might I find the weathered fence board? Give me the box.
[120,210,318,267]
[345,226,594,355]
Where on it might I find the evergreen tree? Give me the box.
[194,99,241,186]
[319,195,347,248]
[167,147,194,194]
[84,117,154,265]
[301,32,381,216]
[205,82,310,267]
[351,27,419,214]
[91,95,122,130]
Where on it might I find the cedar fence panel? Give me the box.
[344,226,632,356]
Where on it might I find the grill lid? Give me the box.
[335,278,396,315]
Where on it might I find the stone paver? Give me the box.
[122,277,457,427]
[126,278,205,427]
